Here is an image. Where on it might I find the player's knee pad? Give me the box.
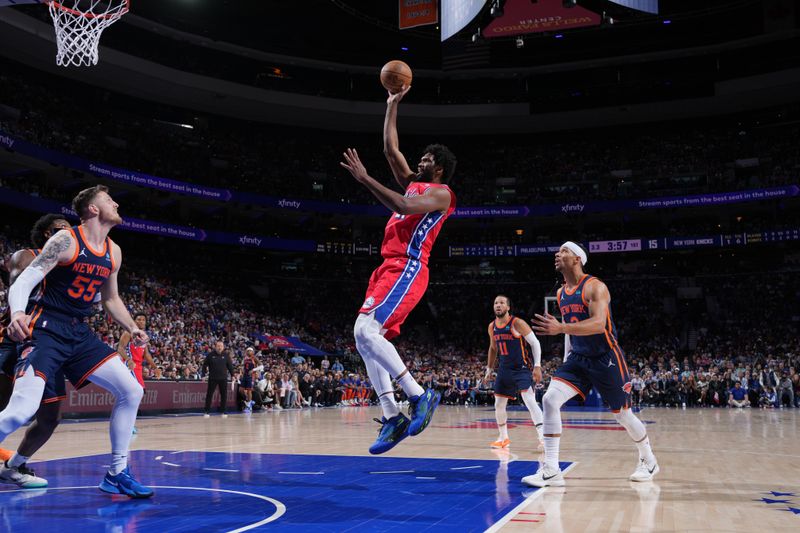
[494,395,508,424]
[542,381,573,413]
[89,357,144,403]
[520,387,543,419]
[353,313,380,349]
[614,408,646,441]
[0,369,43,434]
[542,381,575,435]
[494,395,508,410]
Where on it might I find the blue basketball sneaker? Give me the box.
[407,388,441,436]
[99,467,154,499]
[368,413,410,455]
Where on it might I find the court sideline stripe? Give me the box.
[483,462,578,533]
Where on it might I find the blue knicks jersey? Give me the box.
[39,226,115,318]
[558,274,621,358]
[491,316,532,370]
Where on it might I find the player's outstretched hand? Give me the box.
[340,148,369,183]
[7,312,31,342]
[532,312,564,336]
[131,327,149,346]
[387,85,411,105]
[533,366,543,383]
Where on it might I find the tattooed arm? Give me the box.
[6,230,76,341]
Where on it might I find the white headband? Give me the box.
[562,241,587,266]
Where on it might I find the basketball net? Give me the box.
[48,0,130,67]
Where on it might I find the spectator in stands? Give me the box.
[778,372,794,408]
[299,373,313,407]
[260,372,278,410]
[728,381,750,408]
[291,374,305,408]
[631,373,645,406]
[760,387,777,408]
[280,373,295,408]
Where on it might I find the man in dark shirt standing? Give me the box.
[203,341,234,418]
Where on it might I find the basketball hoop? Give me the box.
[47,0,130,67]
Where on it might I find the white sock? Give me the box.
[9,453,30,468]
[614,408,656,464]
[8,453,30,468]
[544,436,560,470]
[520,387,544,440]
[378,392,401,419]
[364,356,400,419]
[397,372,425,398]
[354,314,423,397]
[635,436,656,464]
[495,396,509,440]
[87,357,144,475]
[110,453,128,476]
[498,423,509,441]
[0,367,45,442]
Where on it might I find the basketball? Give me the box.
[380,60,412,93]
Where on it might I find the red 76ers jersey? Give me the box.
[379,182,456,264]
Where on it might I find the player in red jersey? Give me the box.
[118,313,156,389]
[118,312,156,433]
[340,85,457,454]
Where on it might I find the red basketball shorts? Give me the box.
[358,257,429,340]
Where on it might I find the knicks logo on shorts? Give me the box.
[622,382,633,394]
[362,296,375,309]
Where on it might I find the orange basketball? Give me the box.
[380,60,412,93]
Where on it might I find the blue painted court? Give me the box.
[0,450,572,532]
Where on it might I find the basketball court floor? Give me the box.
[1,405,798,532]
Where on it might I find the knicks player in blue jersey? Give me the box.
[522,241,659,487]
[484,295,545,451]
[0,214,69,488]
[0,185,153,498]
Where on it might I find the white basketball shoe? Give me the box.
[521,465,565,487]
[629,457,660,481]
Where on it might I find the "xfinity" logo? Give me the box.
[278,199,301,209]
[561,203,585,214]
[239,236,262,246]
[0,135,15,149]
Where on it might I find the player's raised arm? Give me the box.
[100,243,148,346]
[7,229,76,341]
[341,148,450,215]
[383,86,415,189]
[513,318,543,383]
